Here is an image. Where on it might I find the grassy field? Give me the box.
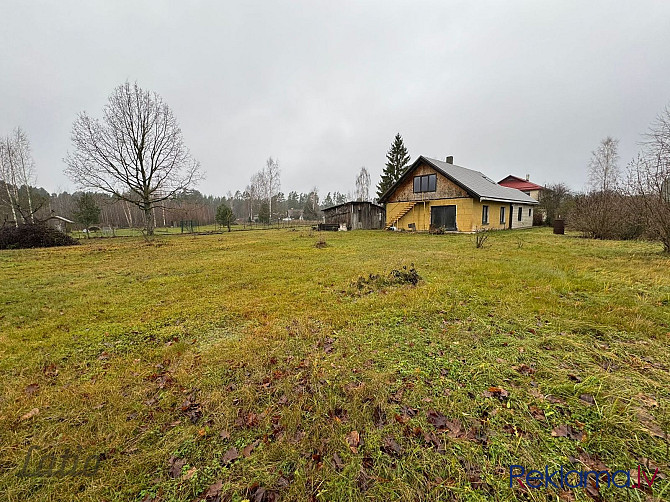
[1,228,669,501]
[69,222,315,239]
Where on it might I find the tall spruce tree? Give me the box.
[376,133,411,199]
[73,192,101,237]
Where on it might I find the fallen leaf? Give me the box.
[585,480,602,501]
[20,408,39,421]
[222,447,239,465]
[219,429,230,440]
[483,387,509,400]
[551,424,584,441]
[637,409,665,438]
[243,440,259,457]
[346,430,360,453]
[426,410,448,430]
[24,383,39,395]
[394,413,410,424]
[579,394,595,405]
[167,456,186,478]
[182,466,197,480]
[356,467,374,492]
[423,431,445,452]
[567,373,582,382]
[516,364,536,375]
[381,436,402,456]
[247,484,279,502]
[332,452,344,471]
[202,479,223,500]
[276,475,291,488]
[372,404,386,428]
[43,363,58,377]
[529,405,545,421]
[179,392,202,424]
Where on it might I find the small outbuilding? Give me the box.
[322,201,385,230]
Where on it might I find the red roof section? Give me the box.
[498,175,544,191]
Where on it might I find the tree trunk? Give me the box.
[144,205,155,236]
[4,183,19,227]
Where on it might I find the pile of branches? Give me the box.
[0,223,79,250]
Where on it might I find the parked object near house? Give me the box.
[553,219,565,235]
[322,201,385,230]
[378,156,538,232]
[498,174,544,201]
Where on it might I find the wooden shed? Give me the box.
[322,201,385,230]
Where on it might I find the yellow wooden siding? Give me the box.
[386,199,515,232]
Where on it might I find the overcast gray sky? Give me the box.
[2,1,669,197]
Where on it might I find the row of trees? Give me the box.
[0,82,370,233]
[541,105,670,252]
[0,182,355,231]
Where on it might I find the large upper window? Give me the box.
[413,174,437,193]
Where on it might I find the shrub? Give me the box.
[473,228,489,248]
[569,192,646,240]
[0,224,79,250]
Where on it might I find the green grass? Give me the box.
[0,228,669,501]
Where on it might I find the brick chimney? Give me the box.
[525,174,530,181]
[446,156,454,164]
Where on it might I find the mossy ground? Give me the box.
[1,228,668,501]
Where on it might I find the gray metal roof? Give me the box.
[379,156,538,204]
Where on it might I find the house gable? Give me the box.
[383,159,469,203]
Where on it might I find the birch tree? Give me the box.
[355,166,371,202]
[0,127,39,225]
[64,81,202,235]
[588,136,620,192]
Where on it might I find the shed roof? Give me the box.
[322,201,385,212]
[378,156,538,205]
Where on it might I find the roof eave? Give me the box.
[480,196,539,204]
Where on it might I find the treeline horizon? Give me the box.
[0,180,353,228]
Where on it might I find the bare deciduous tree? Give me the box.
[355,166,370,202]
[0,127,39,226]
[588,136,620,192]
[626,105,670,252]
[538,182,574,225]
[264,157,281,219]
[64,81,202,235]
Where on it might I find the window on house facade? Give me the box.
[482,205,489,225]
[528,208,532,217]
[500,206,505,224]
[518,207,522,221]
[413,174,437,193]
